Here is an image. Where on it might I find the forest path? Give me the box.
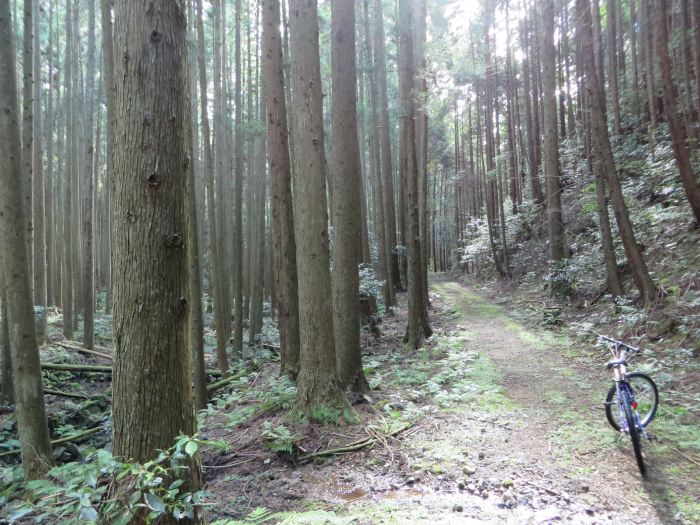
[287,276,685,524]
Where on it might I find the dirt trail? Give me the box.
[276,276,689,524]
[206,275,695,524]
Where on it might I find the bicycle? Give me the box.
[598,335,659,477]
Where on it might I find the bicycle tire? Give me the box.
[605,372,659,431]
[622,388,646,477]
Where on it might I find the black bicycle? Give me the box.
[599,335,659,476]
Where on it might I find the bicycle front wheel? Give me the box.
[622,388,646,477]
[605,372,659,431]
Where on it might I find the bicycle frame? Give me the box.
[606,341,645,435]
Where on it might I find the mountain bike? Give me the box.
[599,335,659,477]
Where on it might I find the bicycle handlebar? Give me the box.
[597,334,640,353]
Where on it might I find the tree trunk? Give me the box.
[0,2,53,477]
[520,16,545,207]
[62,0,74,340]
[82,0,96,350]
[232,0,245,358]
[289,0,348,419]
[32,0,46,311]
[373,0,400,298]
[654,0,700,224]
[101,0,115,315]
[186,4,208,413]
[1,289,13,403]
[606,0,622,135]
[195,0,229,375]
[331,0,370,393]
[21,0,33,281]
[262,0,300,380]
[541,0,567,262]
[399,0,430,349]
[363,0,394,309]
[111,4,201,506]
[577,0,658,305]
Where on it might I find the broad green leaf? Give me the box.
[144,493,166,513]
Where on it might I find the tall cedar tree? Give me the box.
[289,0,348,419]
[0,0,53,479]
[330,0,371,392]
[540,0,567,262]
[399,0,430,349]
[111,3,202,507]
[262,0,301,379]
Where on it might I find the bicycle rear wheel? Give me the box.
[622,388,646,477]
[605,372,658,431]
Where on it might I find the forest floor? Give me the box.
[1,273,698,524]
[201,273,699,525]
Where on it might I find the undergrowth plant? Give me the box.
[2,435,227,524]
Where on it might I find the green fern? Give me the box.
[261,422,299,454]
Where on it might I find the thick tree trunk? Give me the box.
[82,0,96,350]
[541,0,567,262]
[399,0,430,349]
[186,7,208,413]
[289,0,348,419]
[62,0,74,340]
[21,0,33,281]
[0,2,53,477]
[111,4,201,507]
[262,0,300,380]
[331,0,370,393]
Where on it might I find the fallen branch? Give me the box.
[41,362,223,377]
[517,478,561,497]
[42,363,112,373]
[298,423,413,463]
[55,342,112,360]
[671,446,700,467]
[44,389,90,400]
[0,426,104,459]
[206,367,256,393]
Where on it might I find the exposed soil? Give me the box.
[203,274,699,524]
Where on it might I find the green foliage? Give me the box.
[2,436,213,524]
[211,507,274,525]
[261,422,300,455]
[544,260,576,300]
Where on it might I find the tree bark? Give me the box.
[399,0,430,349]
[32,0,46,310]
[262,0,300,380]
[541,0,567,262]
[289,0,348,419]
[82,0,97,350]
[0,1,53,477]
[111,4,201,507]
[331,0,370,393]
